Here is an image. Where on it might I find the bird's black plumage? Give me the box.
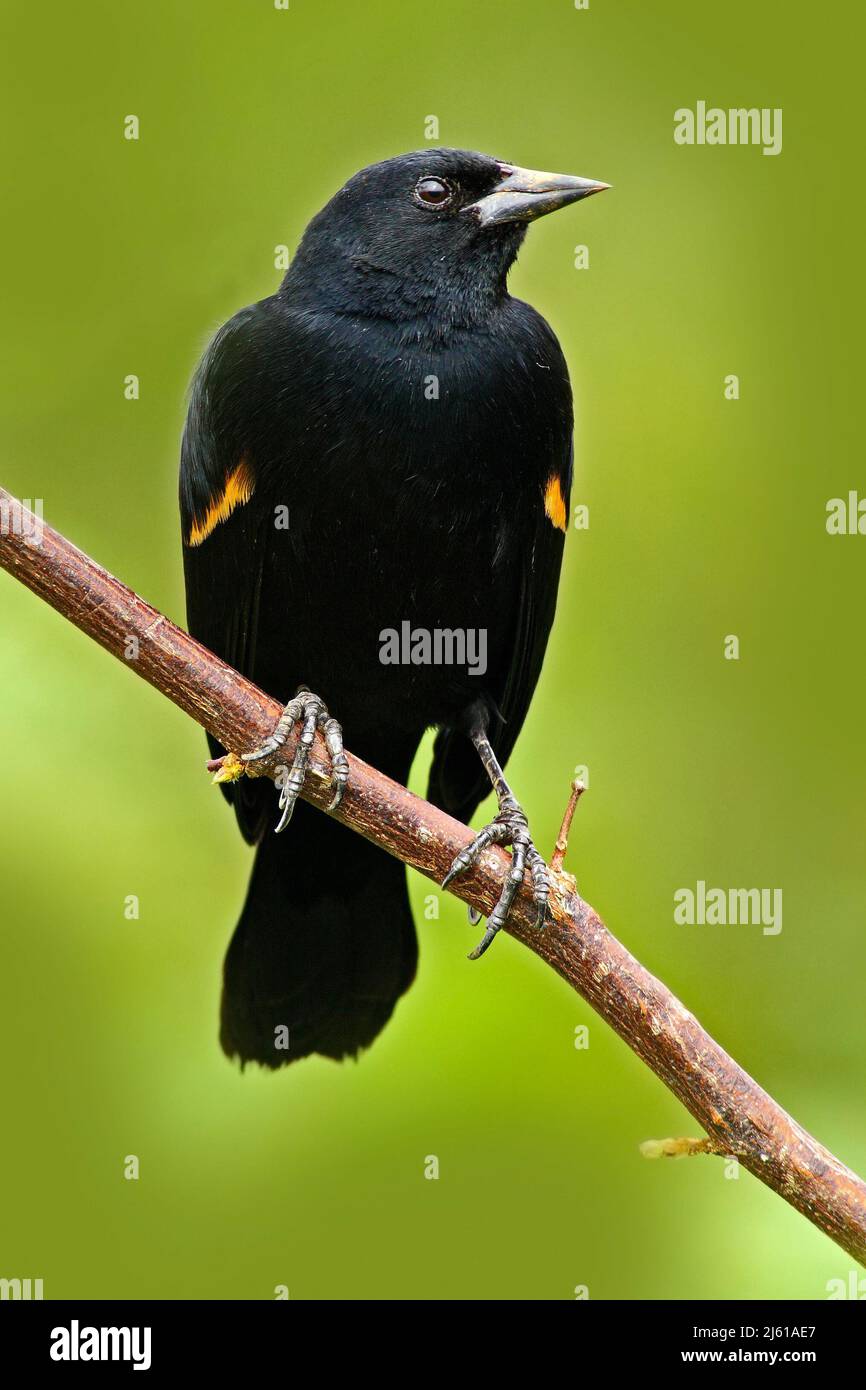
[180,148,604,1067]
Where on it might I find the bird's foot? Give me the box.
[442,792,549,960]
[241,687,349,833]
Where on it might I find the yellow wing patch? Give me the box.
[543,475,568,533]
[187,458,255,546]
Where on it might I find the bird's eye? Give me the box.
[414,176,453,208]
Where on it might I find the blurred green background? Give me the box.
[1,0,863,1300]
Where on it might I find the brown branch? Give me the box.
[2,485,865,1266]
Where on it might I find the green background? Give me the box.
[1,0,863,1300]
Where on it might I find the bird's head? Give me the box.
[282,148,608,329]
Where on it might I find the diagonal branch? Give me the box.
[1,485,865,1265]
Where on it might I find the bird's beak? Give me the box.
[465,165,610,228]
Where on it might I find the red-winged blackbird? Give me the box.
[180,149,607,1068]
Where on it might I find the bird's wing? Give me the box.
[427,437,572,824]
[180,306,275,844]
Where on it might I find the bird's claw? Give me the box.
[241,687,349,832]
[443,795,550,959]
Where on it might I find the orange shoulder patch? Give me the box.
[187,458,255,546]
[543,475,568,533]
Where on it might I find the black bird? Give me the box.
[180,148,607,1068]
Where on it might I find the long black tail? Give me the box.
[220,803,418,1067]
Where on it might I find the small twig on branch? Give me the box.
[550,777,585,874]
[1,485,865,1266]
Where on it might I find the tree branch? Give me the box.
[2,485,865,1265]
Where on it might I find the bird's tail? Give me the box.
[220,802,418,1068]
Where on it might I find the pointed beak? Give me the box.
[465,164,610,227]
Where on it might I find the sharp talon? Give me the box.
[323,742,349,813]
[467,906,482,926]
[442,822,508,895]
[442,850,475,888]
[468,924,500,960]
[442,851,470,890]
[242,743,274,764]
